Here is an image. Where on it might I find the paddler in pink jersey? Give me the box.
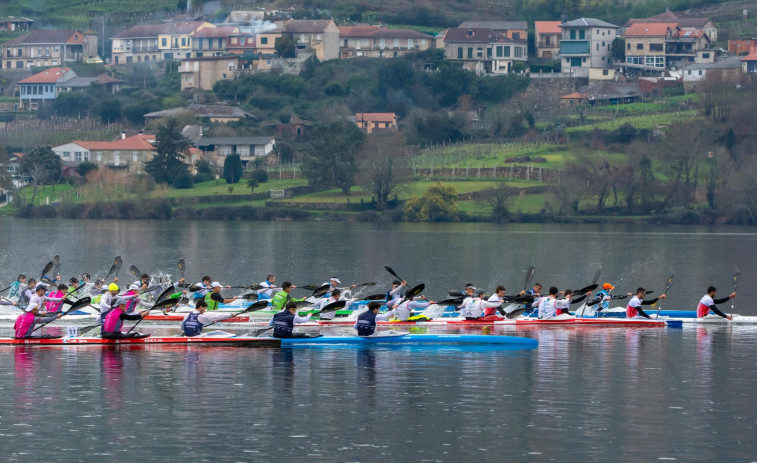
[697,286,735,320]
[626,287,666,319]
[45,284,67,313]
[14,285,64,338]
[101,297,150,339]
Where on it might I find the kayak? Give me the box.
[279,333,538,347]
[0,336,280,347]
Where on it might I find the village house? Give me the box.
[729,39,757,55]
[560,82,640,106]
[626,10,718,41]
[681,56,743,91]
[0,16,34,32]
[338,25,433,58]
[279,19,340,61]
[458,21,528,42]
[111,21,214,64]
[535,21,562,59]
[58,74,124,94]
[355,113,397,134]
[741,48,757,74]
[17,67,76,110]
[2,29,97,69]
[623,23,711,71]
[144,104,253,123]
[559,18,618,77]
[196,136,277,168]
[191,26,238,57]
[443,27,527,74]
[52,133,157,173]
[179,56,238,91]
[272,114,312,138]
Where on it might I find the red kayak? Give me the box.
[0,336,280,347]
[144,315,250,322]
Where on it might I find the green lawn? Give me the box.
[565,110,699,133]
[153,178,308,199]
[413,143,573,169]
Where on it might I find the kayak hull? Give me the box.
[0,336,280,347]
[280,334,538,347]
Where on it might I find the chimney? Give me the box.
[467,29,474,37]
[121,130,126,139]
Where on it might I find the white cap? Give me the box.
[129,284,140,291]
[211,282,221,288]
[330,277,341,284]
[24,305,35,312]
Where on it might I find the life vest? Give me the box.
[271,291,289,312]
[595,290,610,311]
[45,291,64,312]
[182,312,203,336]
[626,300,640,318]
[356,310,377,336]
[205,292,220,311]
[9,281,21,299]
[272,310,295,338]
[193,282,207,299]
[102,308,124,334]
[395,301,412,321]
[14,312,35,338]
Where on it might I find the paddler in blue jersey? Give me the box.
[386,279,407,303]
[589,283,631,312]
[181,299,236,336]
[321,276,356,297]
[192,276,212,300]
[271,301,314,338]
[355,301,397,336]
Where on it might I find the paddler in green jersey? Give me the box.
[204,282,238,311]
[271,282,306,311]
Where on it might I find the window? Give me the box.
[133,153,138,162]
[514,46,523,58]
[96,154,102,161]
[512,32,520,40]
[650,43,663,52]
[496,46,503,57]
[579,30,585,39]
[699,70,703,75]
[83,153,89,161]
[637,43,643,50]
[181,37,186,46]
[702,52,710,58]
[63,151,70,159]
[467,47,472,59]
[504,46,510,57]
[570,30,576,40]
[687,70,692,75]
[231,37,238,44]
[487,47,492,58]
[74,152,82,162]
[161,38,167,47]
[627,43,630,50]
[603,69,609,75]
[393,39,399,48]
[597,43,599,51]
[261,37,268,45]
[457,47,463,58]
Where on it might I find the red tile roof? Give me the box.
[356,112,396,123]
[741,49,757,61]
[192,26,238,37]
[72,134,156,151]
[339,25,380,37]
[5,29,83,45]
[535,21,562,35]
[560,92,588,99]
[18,67,73,84]
[624,23,679,37]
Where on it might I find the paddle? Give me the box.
[384,265,405,283]
[522,266,535,293]
[364,294,387,301]
[731,270,740,313]
[438,297,464,306]
[240,293,259,300]
[0,284,13,294]
[129,265,141,281]
[655,274,675,319]
[31,297,92,334]
[178,259,186,280]
[201,300,269,330]
[52,255,61,279]
[252,326,274,336]
[317,300,347,314]
[125,297,182,334]
[311,284,331,298]
[101,256,122,284]
[75,324,100,337]
[155,285,178,305]
[40,261,53,280]
[114,256,123,278]
[575,268,601,316]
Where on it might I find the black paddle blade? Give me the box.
[178,259,185,277]
[153,298,181,310]
[319,300,347,313]
[312,284,331,298]
[241,293,259,300]
[129,265,141,280]
[41,261,53,278]
[66,297,92,313]
[448,290,464,297]
[253,326,274,337]
[188,285,203,292]
[437,298,464,306]
[506,308,528,319]
[52,255,61,276]
[384,265,401,280]
[511,295,535,304]
[155,286,176,304]
[523,266,535,290]
[247,300,269,311]
[576,284,598,296]
[364,294,386,301]
[405,283,425,300]
[114,256,122,277]
[247,284,265,291]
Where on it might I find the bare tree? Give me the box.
[357,132,410,210]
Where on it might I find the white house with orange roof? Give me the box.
[17,67,77,110]
[52,133,158,174]
[534,21,562,59]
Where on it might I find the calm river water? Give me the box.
[0,219,756,461]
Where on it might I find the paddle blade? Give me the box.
[319,300,347,313]
[114,256,123,277]
[241,293,259,300]
[247,284,265,291]
[384,265,401,280]
[506,308,528,319]
[405,283,425,300]
[188,285,203,292]
[576,284,598,296]
[41,261,53,278]
[364,294,386,301]
[52,255,61,276]
[300,285,319,291]
[437,298,464,306]
[155,285,175,304]
[246,300,269,312]
[253,326,274,337]
[178,259,186,277]
[129,265,141,280]
[153,297,181,311]
[66,297,92,313]
[311,284,330,298]
[523,266,535,291]
[448,290,464,297]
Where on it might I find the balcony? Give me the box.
[560,41,589,55]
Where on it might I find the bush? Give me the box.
[252,168,269,183]
[194,172,215,183]
[173,170,194,189]
[76,161,98,178]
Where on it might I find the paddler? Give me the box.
[590,283,631,312]
[395,292,435,322]
[97,283,121,323]
[355,301,397,336]
[27,283,64,314]
[315,288,356,321]
[45,284,68,313]
[205,282,238,310]
[257,274,279,300]
[386,279,407,302]
[100,297,150,339]
[626,287,666,319]
[460,289,502,319]
[136,273,151,292]
[123,283,153,313]
[696,286,735,320]
[8,274,26,300]
[531,286,571,319]
[271,282,305,312]
[14,301,63,339]
[322,276,356,297]
[456,285,477,311]
[192,276,212,300]
[270,301,314,338]
[181,299,236,336]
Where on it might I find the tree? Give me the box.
[611,37,625,62]
[53,92,94,118]
[482,184,517,223]
[357,132,409,209]
[76,161,98,178]
[144,117,191,185]
[21,146,62,205]
[0,146,11,191]
[403,183,459,222]
[97,98,122,124]
[223,154,243,184]
[247,178,259,196]
[301,120,365,194]
[275,34,296,58]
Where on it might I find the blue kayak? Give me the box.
[279,334,538,347]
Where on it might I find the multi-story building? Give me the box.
[624,23,710,71]
[196,136,277,168]
[0,16,34,32]
[559,18,618,76]
[443,27,527,74]
[535,21,562,59]
[111,21,213,64]
[2,30,96,69]
[338,25,433,58]
[53,134,157,173]
[17,67,76,110]
[191,26,238,57]
[279,19,340,61]
[458,21,527,42]
[626,10,718,41]
[179,56,238,91]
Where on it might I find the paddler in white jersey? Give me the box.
[257,274,279,300]
[321,277,356,298]
[461,289,503,319]
[395,293,435,321]
[315,288,356,321]
[531,286,571,319]
[626,287,666,319]
[697,286,735,320]
[456,285,477,311]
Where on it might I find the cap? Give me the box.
[465,284,476,290]
[129,284,140,291]
[475,289,485,296]
[24,305,35,312]
[603,283,615,291]
[392,279,402,285]
[330,277,341,283]
[211,282,221,288]
[35,284,47,292]
[108,283,119,292]
[114,298,129,306]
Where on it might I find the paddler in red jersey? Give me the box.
[697,286,735,320]
[626,287,666,319]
